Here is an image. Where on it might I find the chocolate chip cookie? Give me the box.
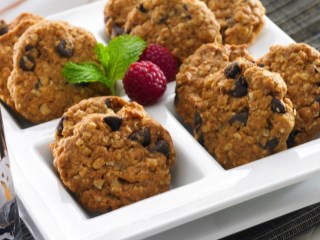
[124,0,222,62]
[202,0,266,44]
[0,13,43,109]
[258,43,320,147]
[194,58,295,169]
[104,0,137,39]
[51,96,142,146]
[7,20,110,123]
[52,100,175,213]
[175,43,253,129]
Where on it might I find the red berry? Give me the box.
[123,61,167,105]
[140,44,178,82]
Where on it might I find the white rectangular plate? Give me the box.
[3,1,320,240]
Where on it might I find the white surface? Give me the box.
[147,176,320,240]
[0,0,99,21]
[2,1,320,240]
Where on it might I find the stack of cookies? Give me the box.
[103,0,320,169]
[104,0,266,62]
[0,14,110,124]
[258,43,320,148]
[50,96,175,213]
[175,42,320,169]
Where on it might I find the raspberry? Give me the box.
[140,44,178,82]
[123,61,167,105]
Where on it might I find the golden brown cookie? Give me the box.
[52,99,175,213]
[103,0,137,39]
[202,0,266,44]
[258,43,320,147]
[175,43,253,129]
[7,20,110,124]
[194,58,295,169]
[0,13,43,109]
[124,0,222,62]
[51,96,142,146]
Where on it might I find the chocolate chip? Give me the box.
[266,138,279,151]
[0,20,8,36]
[105,99,112,108]
[286,130,300,148]
[56,40,74,58]
[148,140,170,158]
[118,177,130,184]
[103,116,122,131]
[35,80,41,90]
[19,56,35,71]
[56,117,65,137]
[231,76,248,97]
[174,92,179,106]
[25,45,33,51]
[197,133,204,146]
[24,45,39,59]
[129,128,151,147]
[194,112,202,132]
[185,15,192,20]
[138,3,148,13]
[316,82,320,87]
[183,4,189,10]
[224,62,241,79]
[271,98,286,113]
[112,24,124,36]
[105,98,125,112]
[315,96,320,103]
[229,110,248,125]
[258,63,265,68]
[159,14,169,24]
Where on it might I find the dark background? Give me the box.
[261,0,320,50]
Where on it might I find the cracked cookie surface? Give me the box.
[0,13,43,109]
[124,0,222,62]
[175,43,253,129]
[52,98,175,213]
[258,43,320,147]
[194,59,295,169]
[7,20,110,123]
[202,0,265,44]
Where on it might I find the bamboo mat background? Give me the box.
[20,0,320,239]
[262,0,320,50]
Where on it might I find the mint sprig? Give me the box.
[62,35,147,95]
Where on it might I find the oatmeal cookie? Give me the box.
[202,0,265,44]
[51,96,143,145]
[52,103,175,213]
[104,0,137,39]
[124,0,222,62]
[258,43,320,147]
[7,20,110,124]
[194,58,295,169]
[175,43,253,129]
[0,13,43,109]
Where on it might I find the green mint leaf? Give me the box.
[94,43,110,70]
[62,35,146,95]
[62,62,108,84]
[107,35,147,82]
[62,62,116,94]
